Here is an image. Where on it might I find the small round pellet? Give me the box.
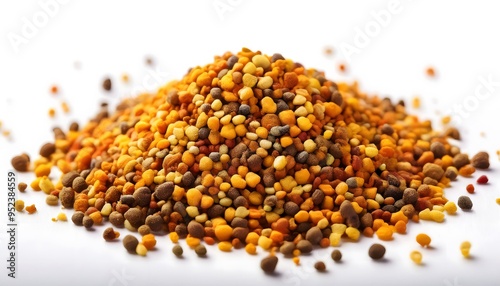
[331,249,342,262]
[314,261,326,272]
[368,243,386,260]
[194,244,207,257]
[172,245,183,257]
[71,211,85,226]
[458,196,473,210]
[123,235,139,253]
[82,215,94,229]
[410,250,422,265]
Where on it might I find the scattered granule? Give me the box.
[121,73,129,83]
[260,255,278,274]
[466,184,475,194]
[338,63,346,72]
[50,85,58,94]
[444,201,457,215]
[103,227,119,241]
[441,115,451,125]
[471,151,490,169]
[15,200,24,212]
[314,261,326,272]
[411,96,421,109]
[460,241,471,258]
[496,198,500,205]
[82,215,94,229]
[45,195,59,206]
[324,46,333,56]
[426,67,435,77]
[57,212,67,221]
[11,154,30,172]
[458,196,473,210]
[477,175,488,185]
[410,250,422,265]
[194,244,207,257]
[61,101,70,113]
[71,211,84,226]
[172,245,183,257]
[136,243,148,256]
[48,108,56,118]
[102,77,112,91]
[331,249,342,262]
[25,204,37,214]
[416,233,431,247]
[368,243,386,260]
[123,235,139,253]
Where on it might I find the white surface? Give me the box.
[1,1,500,285]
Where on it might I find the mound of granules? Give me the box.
[12,47,489,263]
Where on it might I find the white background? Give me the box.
[1,1,500,285]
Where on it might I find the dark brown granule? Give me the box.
[187,221,205,239]
[52,127,66,140]
[82,215,94,229]
[69,122,79,132]
[232,227,249,242]
[102,78,112,91]
[145,214,163,232]
[458,196,473,210]
[61,171,79,188]
[59,187,75,208]
[368,243,386,260]
[296,240,313,254]
[305,226,323,245]
[430,142,446,158]
[314,261,326,272]
[260,255,278,274]
[69,177,86,193]
[194,244,207,257]
[453,154,470,170]
[138,225,151,236]
[103,227,118,241]
[105,186,121,202]
[11,154,30,172]
[331,249,342,262]
[471,151,490,169]
[39,143,56,159]
[172,245,183,257]
[71,211,85,226]
[279,241,295,256]
[123,235,139,253]
[109,211,125,228]
[133,187,151,207]
[402,188,418,205]
[124,208,144,229]
[444,127,461,140]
